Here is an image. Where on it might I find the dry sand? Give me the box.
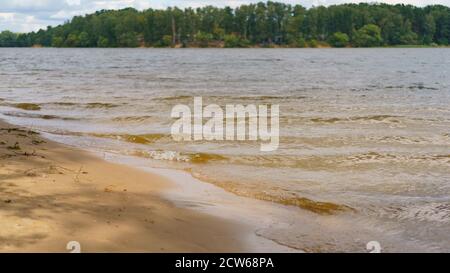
[0,119,247,252]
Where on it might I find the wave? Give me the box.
[384,84,439,90]
[153,95,192,101]
[2,101,123,111]
[251,192,353,214]
[111,115,154,122]
[245,58,282,62]
[408,83,439,91]
[280,134,450,147]
[130,149,227,163]
[233,95,308,101]
[44,130,172,146]
[190,152,228,163]
[2,111,79,121]
[130,150,191,162]
[85,102,122,109]
[378,202,450,223]
[152,94,308,103]
[191,172,352,214]
[46,102,78,106]
[90,133,169,144]
[346,152,450,165]
[375,135,431,145]
[128,148,450,169]
[11,103,41,111]
[43,102,122,108]
[310,115,401,124]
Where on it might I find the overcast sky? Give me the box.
[1,0,449,33]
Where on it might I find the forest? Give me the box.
[0,2,449,48]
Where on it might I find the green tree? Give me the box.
[352,24,383,47]
[308,39,318,47]
[97,36,110,47]
[328,32,350,47]
[0,31,17,47]
[117,32,139,47]
[78,32,91,47]
[64,33,80,47]
[162,35,173,47]
[423,14,436,44]
[295,37,307,48]
[195,31,213,47]
[224,34,249,47]
[51,36,64,47]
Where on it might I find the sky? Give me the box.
[1,0,450,33]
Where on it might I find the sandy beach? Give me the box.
[0,119,252,252]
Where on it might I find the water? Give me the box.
[1,48,449,251]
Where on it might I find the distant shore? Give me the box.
[1,3,449,49]
[13,44,450,49]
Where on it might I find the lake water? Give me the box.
[1,48,449,252]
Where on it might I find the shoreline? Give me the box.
[11,45,450,49]
[0,119,295,252]
[1,117,434,253]
[98,152,302,252]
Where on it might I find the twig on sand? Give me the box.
[74,166,84,183]
[24,165,76,177]
[12,150,45,158]
[7,142,21,150]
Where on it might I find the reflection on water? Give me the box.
[1,48,449,252]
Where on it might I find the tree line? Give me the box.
[1,2,449,48]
